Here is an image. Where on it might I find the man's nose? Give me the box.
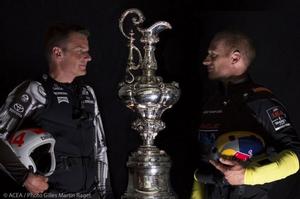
[85,53,92,62]
[202,56,211,66]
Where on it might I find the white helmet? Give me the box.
[9,128,56,176]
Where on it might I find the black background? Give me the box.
[1,0,300,198]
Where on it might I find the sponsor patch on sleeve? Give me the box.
[266,106,291,131]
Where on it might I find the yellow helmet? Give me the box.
[213,131,265,161]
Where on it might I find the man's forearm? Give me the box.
[0,139,29,184]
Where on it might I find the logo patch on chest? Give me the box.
[266,106,290,131]
[81,87,89,96]
[52,83,64,91]
[57,96,69,104]
[203,109,223,114]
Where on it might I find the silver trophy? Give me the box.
[118,8,180,199]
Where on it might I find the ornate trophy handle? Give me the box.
[125,31,142,83]
[119,8,145,39]
[119,8,145,83]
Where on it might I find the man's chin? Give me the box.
[208,74,218,80]
[77,71,87,77]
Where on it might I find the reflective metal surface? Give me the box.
[119,8,180,199]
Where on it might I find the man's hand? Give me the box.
[23,173,49,194]
[209,158,245,185]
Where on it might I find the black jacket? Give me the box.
[195,76,300,199]
[33,75,97,193]
[0,75,112,197]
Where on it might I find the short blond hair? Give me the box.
[212,30,256,67]
[44,23,90,62]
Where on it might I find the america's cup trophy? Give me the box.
[118,8,180,199]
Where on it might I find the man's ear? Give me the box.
[231,50,241,64]
[52,47,63,60]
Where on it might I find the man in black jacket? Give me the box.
[191,30,300,199]
[0,23,113,198]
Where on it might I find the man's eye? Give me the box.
[77,49,86,54]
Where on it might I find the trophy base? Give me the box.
[122,146,177,199]
[122,192,176,199]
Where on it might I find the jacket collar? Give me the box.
[218,74,253,97]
